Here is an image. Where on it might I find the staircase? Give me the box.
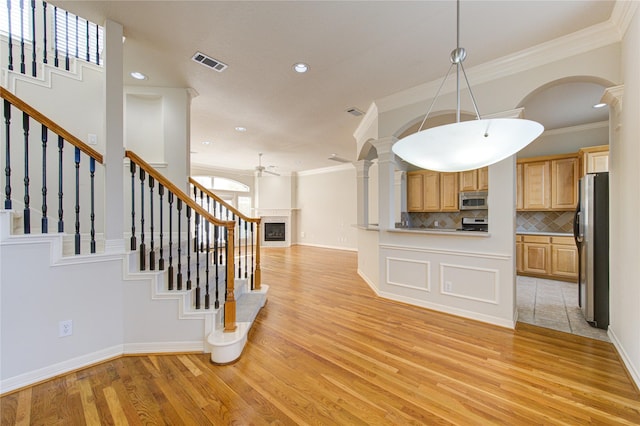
[0,0,267,394]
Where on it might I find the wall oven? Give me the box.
[459,191,488,210]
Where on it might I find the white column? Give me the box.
[355,160,371,226]
[372,137,398,230]
[103,20,124,250]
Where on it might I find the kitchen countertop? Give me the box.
[517,231,573,237]
[391,227,490,237]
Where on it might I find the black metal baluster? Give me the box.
[158,184,164,270]
[30,0,36,76]
[22,112,30,234]
[19,0,25,74]
[57,135,63,232]
[214,224,219,309]
[237,216,241,278]
[85,20,89,61]
[94,24,99,65]
[4,100,12,209]
[167,191,174,290]
[148,176,155,270]
[53,6,59,67]
[139,168,146,270]
[195,212,200,309]
[244,220,248,279]
[186,205,192,290]
[199,189,204,252]
[205,221,210,309]
[74,15,78,58]
[64,10,69,70]
[129,161,136,250]
[40,124,47,233]
[7,0,14,71]
[74,147,80,254]
[176,199,183,290]
[89,157,95,253]
[42,1,47,64]
[192,186,198,252]
[250,222,255,290]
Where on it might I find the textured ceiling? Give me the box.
[51,0,616,174]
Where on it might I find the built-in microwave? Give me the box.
[459,191,488,210]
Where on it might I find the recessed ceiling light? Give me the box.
[202,141,211,145]
[130,71,147,80]
[293,63,309,73]
[593,103,607,109]
[235,126,247,132]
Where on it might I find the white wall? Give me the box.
[609,5,640,387]
[295,165,357,250]
[256,174,293,210]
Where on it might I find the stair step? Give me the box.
[236,291,267,323]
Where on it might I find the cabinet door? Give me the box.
[551,244,578,280]
[516,237,524,274]
[523,161,551,210]
[516,163,524,210]
[440,173,459,211]
[523,242,550,275]
[423,170,440,211]
[586,151,609,173]
[551,157,578,210]
[477,167,489,191]
[407,173,424,212]
[459,170,477,192]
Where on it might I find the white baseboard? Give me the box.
[0,345,123,395]
[293,242,357,252]
[123,341,205,354]
[608,327,640,390]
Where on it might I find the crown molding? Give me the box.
[376,20,621,113]
[610,0,639,38]
[542,120,608,137]
[296,162,354,176]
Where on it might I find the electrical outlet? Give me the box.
[444,281,453,292]
[59,320,73,337]
[301,231,305,238]
[88,133,97,145]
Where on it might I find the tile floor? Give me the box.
[516,275,609,342]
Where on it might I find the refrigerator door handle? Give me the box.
[574,209,583,243]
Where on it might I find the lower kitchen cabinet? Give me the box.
[517,234,578,282]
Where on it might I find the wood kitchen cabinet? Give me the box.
[522,235,551,275]
[550,236,578,280]
[517,154,578,211]
[522,161,551,210]
[579,145,609,175]
[459,167,488,191]
[551,157,578,209]
[406,170,458,212]
[517,234,578,282]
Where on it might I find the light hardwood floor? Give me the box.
[2,246,639,425]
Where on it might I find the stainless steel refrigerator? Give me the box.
[573,172,609,329]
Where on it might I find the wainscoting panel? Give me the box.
[440,263,499,304]
[386,257,430,292]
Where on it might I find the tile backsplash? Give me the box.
[401,210,574,233]
[401,210,487,229]
[516,211,574,233]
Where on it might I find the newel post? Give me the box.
[224,223,237,332]
[254,218,262,290]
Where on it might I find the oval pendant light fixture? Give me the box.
[392,0,544,172]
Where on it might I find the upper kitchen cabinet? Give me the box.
[459,167,488,192]
[517,153,579,211]
[579,144,609,175]
[406,170,458,212]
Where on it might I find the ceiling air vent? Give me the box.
[346,107,364,117]
[192,51,228,72]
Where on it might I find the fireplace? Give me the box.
[264,222,286,242]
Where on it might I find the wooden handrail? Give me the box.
[189,177,260,223]
[0,87,104,163]
[126,151,235,230]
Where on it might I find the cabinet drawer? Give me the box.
[522,235,551,244]
[551,236,575,245]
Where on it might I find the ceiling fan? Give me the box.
[255,153,280,177]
